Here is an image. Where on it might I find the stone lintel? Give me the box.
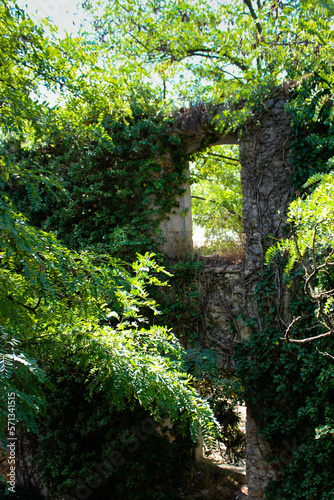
[185,133,239,154]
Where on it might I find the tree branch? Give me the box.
[316,347,334,363]
[283,316,301,342]
[181,48,249,71]
[243,0,262,35]
[7,295,41,313]
[286,330,333,344]
[208,153,240,163]
[191,196,242,220]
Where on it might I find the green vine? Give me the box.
[9,91,189,257]
[235,262,334,499]
[151,256,205,346]
[288,69,334,192]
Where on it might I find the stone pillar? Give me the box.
[239,88,293,499]
[240,88,292,276]
[159,167,193,258]
[245,409,277,499]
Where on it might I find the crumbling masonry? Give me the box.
[161,88,293,499]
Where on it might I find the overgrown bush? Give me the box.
[9,92,188,257]
[236,264,334,499]
[36,364,195,500]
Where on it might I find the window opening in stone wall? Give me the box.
[190,144,244,264]
[189,143,247,483]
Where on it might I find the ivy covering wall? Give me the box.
[235,74,334,499]
[2,1,334,498]
[10,91,189,257]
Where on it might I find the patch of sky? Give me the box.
[16,0,83,36]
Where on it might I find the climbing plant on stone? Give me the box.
[0,5,220,496]
[10,88,189,256]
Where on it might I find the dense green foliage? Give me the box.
[2,0,334,498]
[190,145,242,246]
[289,72,334,191]
[0,3,220,497]
[37,365,194,500]
[236,129,334,499]
[151,257,205,344]
[236,256,334,499]
[236,287,334,498]
[10,93,189,256]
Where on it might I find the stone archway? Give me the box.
[159,88,293,500]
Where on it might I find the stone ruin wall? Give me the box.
[0,89,293,499]
[161,87,293,499]
[158,166,193,258]
[194,261,248,371]
[239,88,293,500]
[218,89,292,500]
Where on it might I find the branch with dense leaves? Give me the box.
[267,170,334,354]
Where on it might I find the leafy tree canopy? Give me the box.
[83,0,334,109]
[191,145,242,245]
[79,0,334,253]
[0,0,218,473]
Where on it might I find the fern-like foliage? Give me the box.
[0,5,219,492]
[267,164,334,275]
[0,170,218,456]
[266,166,334,350]
[265,240,289,267]
[0,159,218,468]
[302,170,334,189]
